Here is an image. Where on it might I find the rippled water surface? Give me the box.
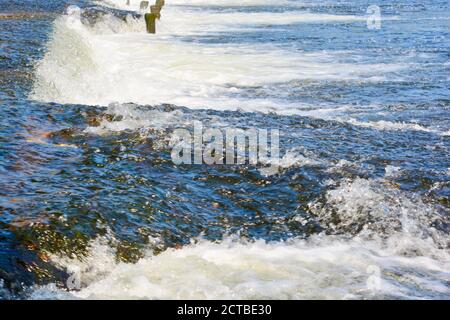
[0,0,449,299]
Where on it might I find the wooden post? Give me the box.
[145,12,157,33]
[145,1,164,34]
[150,5,162,18]
[145,0,165,33]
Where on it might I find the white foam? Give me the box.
[84,103,189,135]
[30,233,449,300]
[29,178,449,300]
[159,11,368,35]
[97,0,398,35]
[168,0,306,6]
[100,0,325,10]
[259,147,326,171]
[308,178,448,239]
[30,5,403,113]
[384,165,401,178]
[343,119,449,136]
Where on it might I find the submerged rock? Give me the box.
[80,6,141,26]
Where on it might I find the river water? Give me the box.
[0,0,449,299]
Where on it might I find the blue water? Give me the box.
[0,0,449,299]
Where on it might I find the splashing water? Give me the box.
[0,0,448,300]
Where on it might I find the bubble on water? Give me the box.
[385,165,401,178]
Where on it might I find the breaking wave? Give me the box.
[30,3,403,113]
[29,177,449,300]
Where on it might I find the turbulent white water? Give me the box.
[100,0,344,10]
[30,177,449,300]
[31,1,446,135]
[31,1,403,113]
[25,0,449,300]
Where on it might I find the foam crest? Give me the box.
[101,1,372,35]
[31,11,402,111]
[159,11,368,35]
[259,147,326,171]
[168,0,302,6]
[101,0,316,9]
[343,119,449,136]
[28,177,449,300]
[84,103,189,135]
[309,178,448,247]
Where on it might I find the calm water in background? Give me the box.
[0,0,449,299]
